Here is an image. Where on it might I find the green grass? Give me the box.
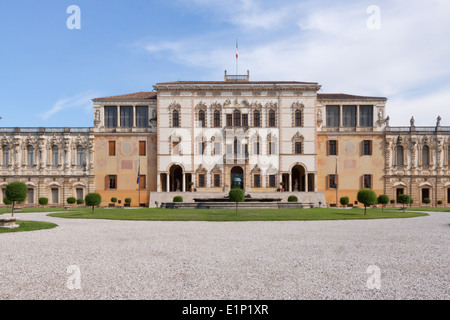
[0,221,58,234]
[0,207,67,215]
[405,207,450,212]
[48,207,428,222]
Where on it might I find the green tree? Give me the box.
[85,193,102,214]
[377,195,390,211]
[423,198,431,207]
[5,182,27,217]
[39,197,49,206]
[397,194,411,213]
[67,197,76,204]
[229,188,245,215]
[340,196,349,207]
[357,189,377,215]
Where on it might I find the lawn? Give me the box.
[0,221,58,234]
[405,207,450,212]
[48,207,428,222]
[0,207,67,215]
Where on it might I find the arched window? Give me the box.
[198,110,206,128]
[52,146,59,166]
[268,110,276,127]
[422,145,430,166]
[27,146,34,165]
[3,146,10,166]
[233,110,241,127]
[396,146,404,166]
[213,110,221,127]
[172,110,180,127]
[295,110,302,127]
[77,146,84,166]
[253,110,261,127]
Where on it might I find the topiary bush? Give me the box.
[173,196,183,203]
[229,188,245,215]
[76,198,84,205]
[85,193,101,214]
[423,198,431,206]
[339,196,349,207]
[111,197,117,203]
[67,197,76,205]
[377,195,390,211]
[39,197,48,206]
[124,198,131,204]
[357,189,377,215]
[5,182,27,217]
[397,194,411,212]
[288,195,298,202]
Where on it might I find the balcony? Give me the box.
[224,153,250,165]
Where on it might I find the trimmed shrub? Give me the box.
[390,199,395,205]
[377,195,390,211]
[85,193,102,214]
[398,194,411,212]
[357,189,377,215]
[76,199,85,205]
[67,197,76,204]
[173,196,183,203]
[423,198,431,206]
[5,182,27,217]
[288,195,298,202]
[111,197,118,203]
[339,196,349,207]
[3,197,12,205]
[229,188,245,215]
[39,197,49,206]
[437,200,443,205]
[124,198,132,204]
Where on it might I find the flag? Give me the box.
[136,161,140,185]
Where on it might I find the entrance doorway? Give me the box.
[291,165,306,192]
[230,166,244,189]
[169,165,183,192]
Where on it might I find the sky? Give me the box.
[0,0,449,128]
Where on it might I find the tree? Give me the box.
[39,197,49,206]
[67,197,76,204]
[397,194,411,213]
[340,196,349,207]
[5,182,27,217]
[357,189,377,215]
[85,193,101,214]
[377,195,390,211]
[423,198,431,207]
[229,188,245,215]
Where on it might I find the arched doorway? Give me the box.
[291,165,306,192]
[169,165,183,192]
[230,166,244,189]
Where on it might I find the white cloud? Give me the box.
[41,91,99,121]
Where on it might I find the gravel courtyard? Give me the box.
[0,211,448,300]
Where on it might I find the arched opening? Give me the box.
[230,166,244,189]
[291,165,306,192]
[169,165,183,192]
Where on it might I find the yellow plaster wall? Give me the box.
[317,134,385,206]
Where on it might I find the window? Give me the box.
[172,141,180,155]
[363,174,372,189]
[253,110,261,127]
[139,141,146,156]
[233,138,240,155]
[52,146,59,165]
[254,142,260,155]
[268,110,276,127]
[105,106,118,128]
[295,110,302,127]
[447,188,450,204]
[3,146,9,166]
[108,175,117,189]
[254,174,261,188]
[136,106,148,128]
[77,146,84,166]
[295,142,302,155]
[120,106,133,128]
[198,174,205,187]
[172,110,180,127]
[242,114,248,127]
[326,106,340,127]
[343,106,356,127]
[360,105,374,127]
[363,140,372,156]
[233,110,241,127]
[51,188,59,204]
[226,114,232,127]
[109,141,116,156]
[328,175,338,189]
[139,175,146,189]
[396,146,404,166]
[422,146,430,165]
[27,188,34,204]
[328,140,338,156]
[76,188,83,201]
[199,142,206,155]
[269,141,276,155]
[198,110,206,128]
[27,146,34,165]
[213,141,221,156]
[214,174,220,187]
[269,175,276,188]
[213,110,221,127]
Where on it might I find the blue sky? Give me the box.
[0,0,449,127]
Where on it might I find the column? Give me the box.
[157,173,161,192]
[166,174,170,192]
[288,173,292,192]
[182,173,186,192]
[306,173,310,192]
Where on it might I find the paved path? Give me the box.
[0,211,448,300]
